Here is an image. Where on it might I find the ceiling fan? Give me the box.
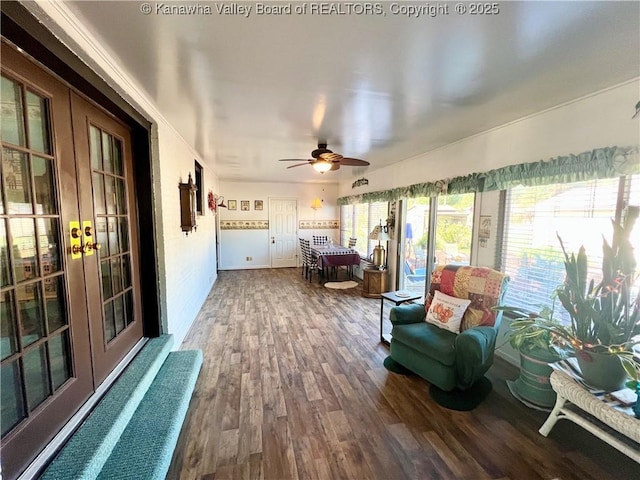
[279,143,370,173]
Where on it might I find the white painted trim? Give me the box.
[17,338,149,480]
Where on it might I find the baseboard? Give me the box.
[218,265,272,270]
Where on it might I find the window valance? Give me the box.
[338,146,639,205]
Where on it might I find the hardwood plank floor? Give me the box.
[167,268,639,479]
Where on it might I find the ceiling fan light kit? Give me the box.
[312,159,333,173]
[279,142,370,173]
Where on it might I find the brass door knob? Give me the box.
[86,242,102,251]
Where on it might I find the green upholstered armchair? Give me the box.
[389,265,509,391]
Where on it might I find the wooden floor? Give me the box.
[167,268,639,480]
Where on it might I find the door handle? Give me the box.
[72,244,87,255]
[271,237,275,244]
[82,220,95,257]
[70,221,83,259]
[69,220,101,258]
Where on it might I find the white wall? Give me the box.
[33,2,220,348]
[218,182,339,269]
[154,122,219,346]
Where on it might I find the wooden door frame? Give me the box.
[1,2,161,338]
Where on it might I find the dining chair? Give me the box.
[312,235,328,246]
[346,237,358,277]
[301,239,320,282]
[299,238,307,277]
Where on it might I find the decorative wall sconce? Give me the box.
[310,198,323,210]
[179,173,197,235]
[216,195,227,208]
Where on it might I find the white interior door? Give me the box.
[269,198,297,268]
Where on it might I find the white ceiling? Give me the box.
[64,1,639,184]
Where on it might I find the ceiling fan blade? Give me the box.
[286,162,312,169]
[319,152,342,162]
[330,162,341,171]
[279,158,309,162]
[340,157,370,166]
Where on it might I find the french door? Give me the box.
[398,194,475,294]
[1,42,143,479]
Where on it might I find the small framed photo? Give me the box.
[241,200,250,211]
[254,200,263,211]
[228,200,237,210]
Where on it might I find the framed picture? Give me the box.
[228,200,237,210]
[254,200,263,211]
[479,215,491,248]
[241,200,250,211]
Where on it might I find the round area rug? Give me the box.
[324,281,358,289]
[429,377,492,411]
[383,356,414,375]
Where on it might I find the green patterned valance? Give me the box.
[482,146,639,191]
[338,146,639,205]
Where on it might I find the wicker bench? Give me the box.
[539,369,640,463]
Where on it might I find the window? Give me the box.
[400,193,475,294]
[194,160,203,215]
[340,201,388,258]
[501,175,639,322]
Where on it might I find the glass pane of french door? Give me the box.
[399,193,475,294]
[0,75,72,437]
[401,198,431,294]
[434,193,474,266]
[89,126,134,343]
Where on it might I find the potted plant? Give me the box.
[498,205,640,393]
[501,302,568,408]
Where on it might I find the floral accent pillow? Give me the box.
[425,290,471,334]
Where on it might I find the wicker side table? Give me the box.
[539,369,640,463]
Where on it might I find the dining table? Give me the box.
[310,243,361,280]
